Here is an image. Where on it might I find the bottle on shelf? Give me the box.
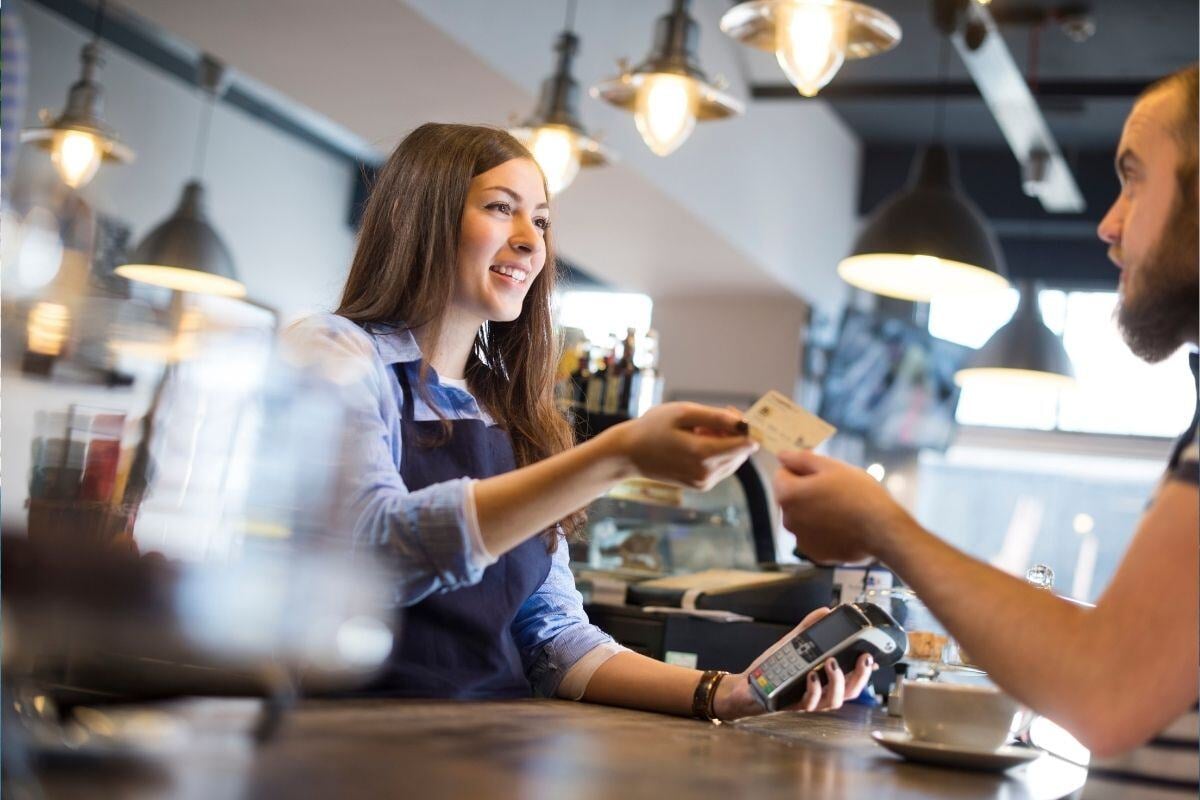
[601,347,624,414]
[586,351,609,413]
[568,345,591,410]
[616,328,639,416]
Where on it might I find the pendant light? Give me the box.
[509,1,612,195]
[592,0,743,157]
[838,144,1009,301]
[836,33,1008,302]
[720,0,900,98]
[21,0,135,188]
[955,282,1075,390]
[116,55,244,298]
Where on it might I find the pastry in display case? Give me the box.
[570,459,776,582]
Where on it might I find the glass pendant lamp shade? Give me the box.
[523,125,582,195]
[22,42,134,188]
[955,284,1075,390]
[116,181,244,298]
[510,31,612,195]
[633,72,698,156]
[837,145,1009,302]
[592,0,743,157]
[721,0,900,98]
[775,0,849,97]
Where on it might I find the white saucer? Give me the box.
[871,730,1042,772]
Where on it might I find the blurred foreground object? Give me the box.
[2,203,400,793]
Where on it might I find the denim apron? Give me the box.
[371,361,552,698]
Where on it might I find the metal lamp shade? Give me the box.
[591,0,743,121]
[720,0,901,60]
[838,145,1009,302]
[21,43,135,165]
[955,287,1075,389]
[510,31,613,171]
[116,181,245,298]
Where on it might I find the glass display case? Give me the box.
[569,460,776,577]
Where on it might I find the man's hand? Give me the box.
[771,450,913,564]
[714,607,876,720]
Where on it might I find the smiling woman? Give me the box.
[455,168,549,325]
[283,122,874,718]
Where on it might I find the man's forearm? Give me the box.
[874,519,1108,733]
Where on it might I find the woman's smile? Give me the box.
[490,262,530,285]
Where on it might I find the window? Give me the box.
[930,290,1194,438]
[554,290,653,345]
[915,443,1166,603]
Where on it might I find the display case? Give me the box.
[571,459,849,674]
[568,459,777,575]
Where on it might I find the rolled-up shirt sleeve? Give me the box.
[512,534,623,697]
[285,315,496,606]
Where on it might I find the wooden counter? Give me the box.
[29,697,1148,800]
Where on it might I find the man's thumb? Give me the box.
[777,448,830,475]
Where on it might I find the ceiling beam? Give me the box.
[949,1,1085,213]
[28,0,377,167]
[751,79,1152,101]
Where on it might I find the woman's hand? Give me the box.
[604,402,757,490]
[714,607,878,721]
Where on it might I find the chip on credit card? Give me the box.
[745,390,837,454]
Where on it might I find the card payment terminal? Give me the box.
[748,602,906,712]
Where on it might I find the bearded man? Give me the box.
[774,65,1199,779]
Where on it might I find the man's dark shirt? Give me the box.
[1166,350,1199,485]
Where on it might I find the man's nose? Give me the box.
[1097,196,1123,246]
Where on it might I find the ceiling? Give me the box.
[60,0,869,314]
[744,0,1199,149]
[32,0,1200,302]
[741,0,1198,287]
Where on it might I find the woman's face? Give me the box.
[453,157,549,324]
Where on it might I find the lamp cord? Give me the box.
[191,56,225,179]
[191,88,216,179]
[192,94,216,177]
[564,0,577,33]
[933,33,950,144]
[91,0,107,44]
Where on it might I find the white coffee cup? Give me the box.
[902,681,1024,751]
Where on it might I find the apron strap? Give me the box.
[393,362,418,423]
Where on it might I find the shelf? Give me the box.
[587,497,741,529]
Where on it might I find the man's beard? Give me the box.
[1116,173,1200,363]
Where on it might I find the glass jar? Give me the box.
[858,586,947,664]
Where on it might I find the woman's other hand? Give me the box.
[606,402,757,490]
[714,607,877,721]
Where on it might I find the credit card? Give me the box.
[745,390,837,454]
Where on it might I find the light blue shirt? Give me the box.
[285,313,615,696]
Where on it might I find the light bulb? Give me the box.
[50,129,103,188]
[528,125,581,195]
[27,302,71,356]
[775,1,850,98]
[633,73,698,157]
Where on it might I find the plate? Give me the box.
[870,730,1042,772]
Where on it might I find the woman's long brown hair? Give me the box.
[337,123,582,549]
